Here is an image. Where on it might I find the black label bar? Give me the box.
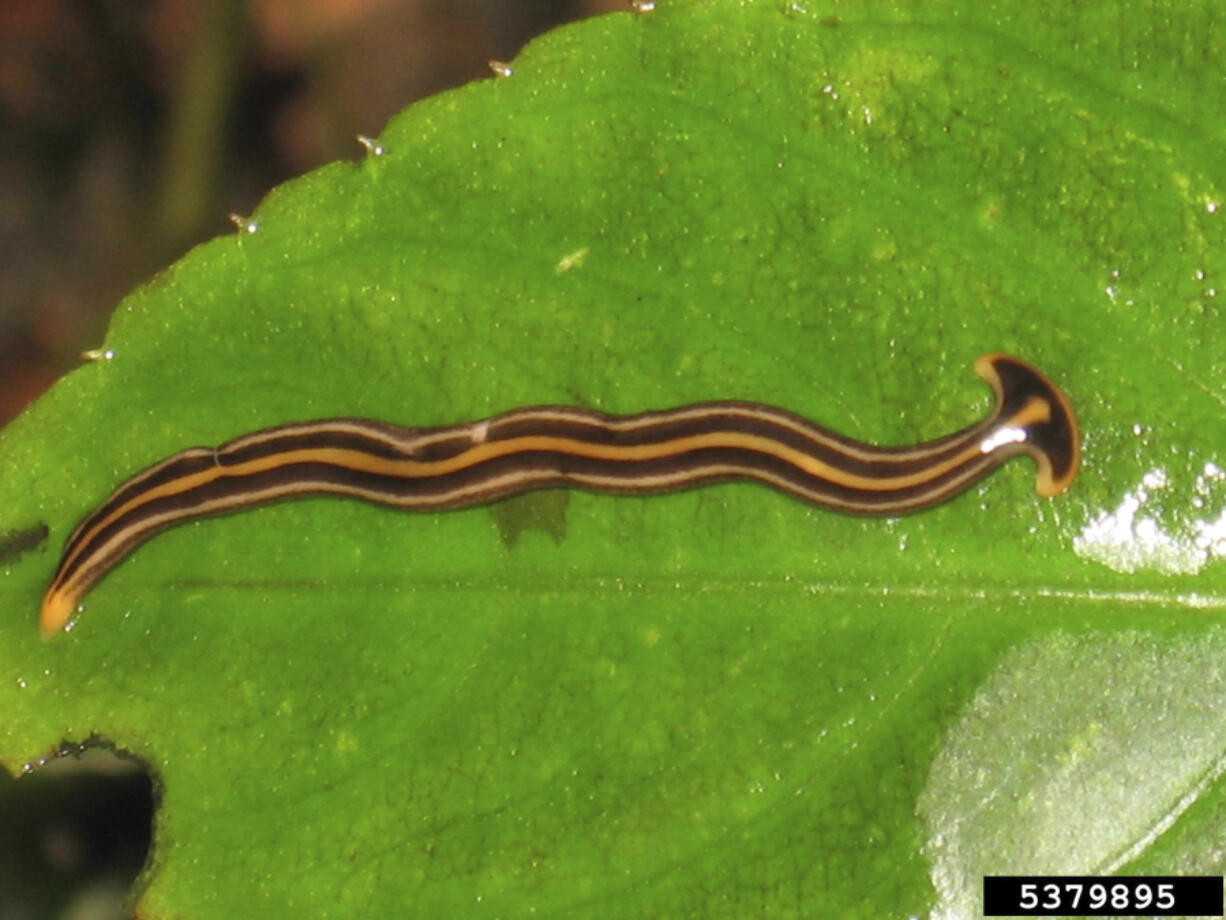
[983,876,1223,916]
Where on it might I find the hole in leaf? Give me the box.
[0,742,155,920]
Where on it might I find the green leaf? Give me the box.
[3,1,1225,916]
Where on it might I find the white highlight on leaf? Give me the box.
[555,246,590,273]
[919,629,1226,920]
[1074,464,1226,574]
[488,60,513,78]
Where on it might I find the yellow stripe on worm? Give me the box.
[40,354,1079,637]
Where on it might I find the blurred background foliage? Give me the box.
[0,0,622,425]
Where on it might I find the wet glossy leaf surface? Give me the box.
[1,2,1224,916]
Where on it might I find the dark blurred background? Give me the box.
[0,3,622,917]
[0,0,624,426]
